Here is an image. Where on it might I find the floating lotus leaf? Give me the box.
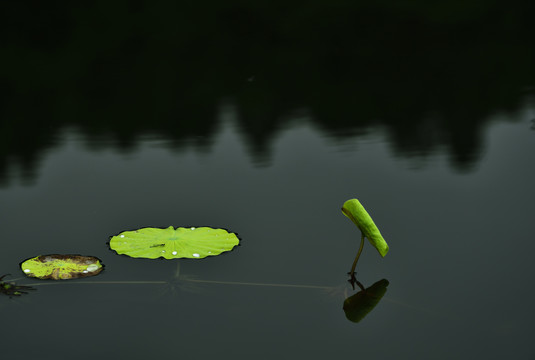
[342,199,389,257]
[20,255,104,280]
[343,279,389,323]
[109,226,240,259]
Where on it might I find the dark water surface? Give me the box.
[2,2,535,359]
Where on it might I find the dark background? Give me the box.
[2,1,534,184]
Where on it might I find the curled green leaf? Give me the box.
[342,199,389,257]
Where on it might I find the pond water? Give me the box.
[1,3,535,359]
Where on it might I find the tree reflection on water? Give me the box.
[1,1,534,184]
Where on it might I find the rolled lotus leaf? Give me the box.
[20,254,104,280]
[342,199,389,257]
[109,226,240,259]
[343,279,389,323]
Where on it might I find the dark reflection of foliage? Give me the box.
[0,275,35,298]
[1,1,535,183]
[343,278,389,323]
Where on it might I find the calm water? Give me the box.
[1,3,535,359]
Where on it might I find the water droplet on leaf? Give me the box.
[86,264,99,272]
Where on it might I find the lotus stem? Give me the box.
[22,279,332,290]
[355,279,365,292]
[24,281,168,286]
[185,278,333,290]
[349,232,365,276]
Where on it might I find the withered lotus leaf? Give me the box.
[20,254,104,280]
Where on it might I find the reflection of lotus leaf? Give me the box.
[343,279,389,323]
[342,199,389,257]
[109,226,240,259]
[20,255,104,280]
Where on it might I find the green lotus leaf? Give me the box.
[342,199,389,257]
[109,226,240,259]
[343,279,389,323]
[20,255,104,280]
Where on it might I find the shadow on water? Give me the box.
[1,1,535,184]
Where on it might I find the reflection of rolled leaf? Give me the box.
[343,279,389,323]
